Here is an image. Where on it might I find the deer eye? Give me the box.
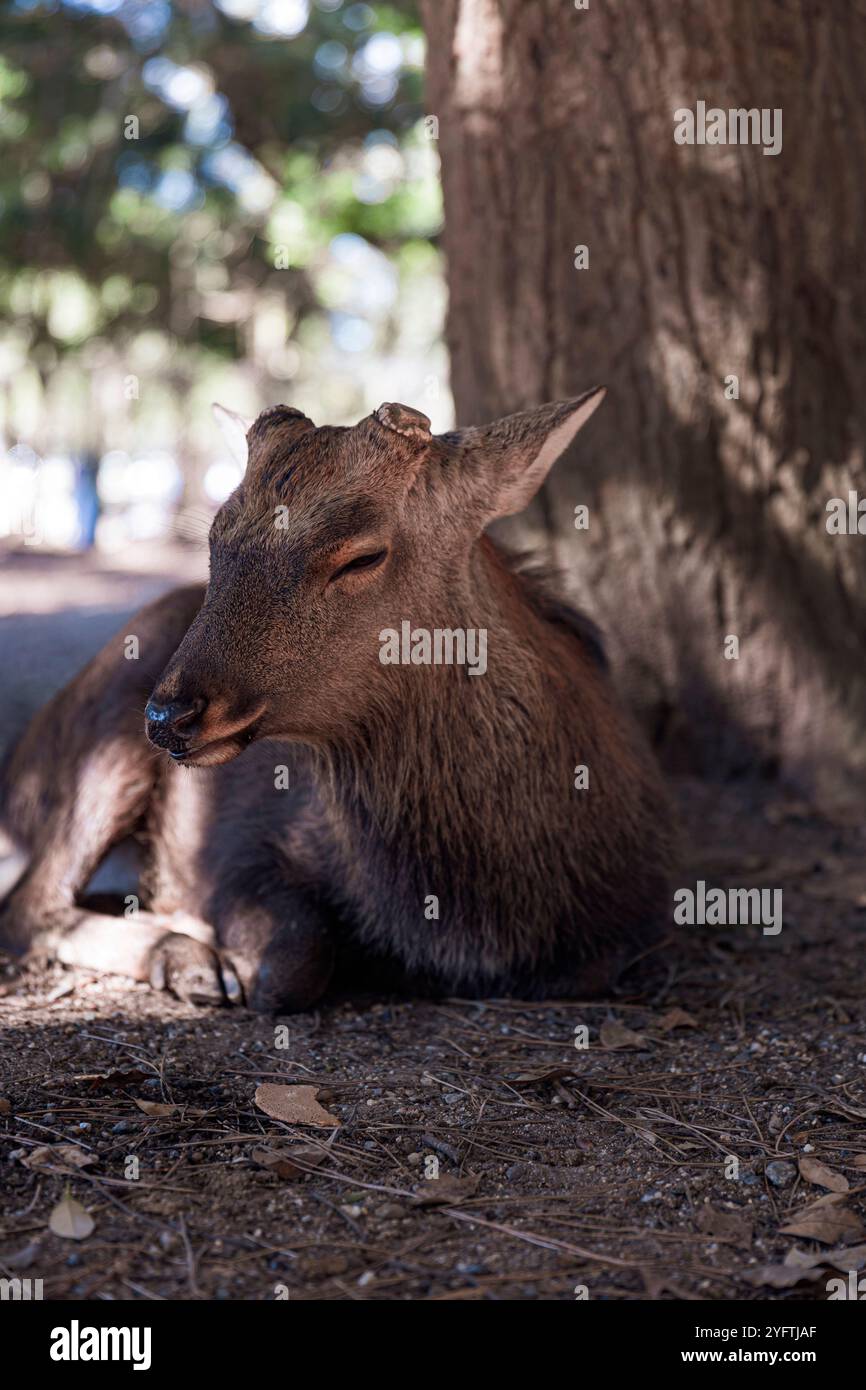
[329,548,388,584]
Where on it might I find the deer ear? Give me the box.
[453,387,606,520]
[212,403,254,470]
[374,402,431,443]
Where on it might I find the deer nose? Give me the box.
[144,696,205,734]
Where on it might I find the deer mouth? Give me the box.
[154,707,267,769]
[168,729,256,768]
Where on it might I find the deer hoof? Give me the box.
[218,952,245,1005]
[148,932,238,1007]
[0,899,51,958]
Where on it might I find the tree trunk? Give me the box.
[420,0,866,797]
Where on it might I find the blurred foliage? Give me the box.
[0,0,449,497]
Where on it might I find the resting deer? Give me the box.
[0,389,674,1010]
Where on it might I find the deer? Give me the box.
[0,389,675,1011]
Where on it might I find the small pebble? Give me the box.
[766,1160,796,1187]
[377,1203,404,1220]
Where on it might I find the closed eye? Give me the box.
[329,548,388,583]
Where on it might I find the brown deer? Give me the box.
[0,389,675,1010]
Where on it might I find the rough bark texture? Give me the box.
[420,0,866,796]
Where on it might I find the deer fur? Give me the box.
[0,389,675,1010]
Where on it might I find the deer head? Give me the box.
[144,388,605,766]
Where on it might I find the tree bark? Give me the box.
[421,0,866,797]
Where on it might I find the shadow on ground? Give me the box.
[2,781,866,1302]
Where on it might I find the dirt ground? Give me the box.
[2,548,866,1302]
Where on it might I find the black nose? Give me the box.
[144,697,204,733]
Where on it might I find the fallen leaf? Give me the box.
[412,1173,480,1207]
[695,1203,752,1249]
[49,1196,94,1241]
[513,1065,576,1085]
[747,1241,866,1289]
[816,1242,866,1272]
[0,1097,10,1115]
[656,1008,698,1033]
[135,1100,178,1117]
[746,1263,826,1290]
[252,1145,328,1179]
[851,1155,866,1170]
[22,1145,95,1172]
[599,1020,647,1050]
[2,1241,42,1270]
[134,1100,205,1118]
[254,1083,339,1127]
[798,1155,849,1193]
[640,1268,701,1300]
[779,1193,864,1244]
[783,1246,828,1269]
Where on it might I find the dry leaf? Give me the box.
[49,1196,94,1241]
[254,1083,339,1127]
[748,1241,866,1288]
[513,1065,576,1085]
[22,1145,95,1172]
[0,1097,11,1115]
[815,1242,866,1272]
[656,1008,698,1033]
[2,1241,42,1270]
[798,1155,849,1193]
[135,1100,178,1117]
[779,1193,864,1244]
[252,1145,328,1179]
[851,1155,866,1170]
[747,1263,826,1289]
[412,1173,480,1207]
[134,1099,205,1118]
[641,1268,700,1300]
[695,1203,752,1249]
[784,1246,828,1270]
[599,1020,647,1050]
